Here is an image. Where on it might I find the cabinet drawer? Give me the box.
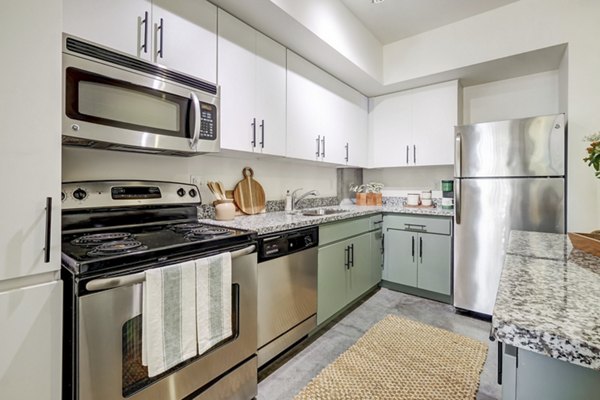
[383,214,451,235]
[320,215,375,246]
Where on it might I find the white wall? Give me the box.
[62,148,338,203]
[383,0,600,231]
[269,0,382,80]
[462,71,559,124]
[364,165,454,192]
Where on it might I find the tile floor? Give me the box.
[258,288,501,400]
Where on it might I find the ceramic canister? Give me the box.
[407,193,420,206]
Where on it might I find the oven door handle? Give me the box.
[85,245,256,292]
[189,91,201,149]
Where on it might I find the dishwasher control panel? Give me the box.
[258,226,319,262]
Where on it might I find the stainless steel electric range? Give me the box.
[61,180,258,400]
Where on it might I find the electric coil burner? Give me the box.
[60,180,258,400]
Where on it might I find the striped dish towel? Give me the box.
[196,253,232,355]
[142,261,198,377]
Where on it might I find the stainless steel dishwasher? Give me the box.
[257,226,318,367]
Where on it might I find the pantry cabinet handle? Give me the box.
[259,120,264,148]
[345,143,349,163]
[157,18,164,59]
[413,145,416,164]
[406,145,409,164]
[419,236,423,263]
[140,11,149,54]
[315,135,321,157]
[411,236,415,262]
[86,245,256,291]
[321,136,326,158]
[251,118,256,147]
[44,197,52,263]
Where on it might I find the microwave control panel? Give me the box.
[199,103,217,140]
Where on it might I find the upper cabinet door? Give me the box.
[255,32,287,157]
[64,0,217,82]
[368,91,412,168]
[368,80,459,168]
[63,0,152,60]
[343,91,368,167]
[412,80,458,166]
[152,0,217,82]
[218,10,257,153]
[286,51,324,162]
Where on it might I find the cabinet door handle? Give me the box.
[251,118,256,147]
[350,243,354,267]
[497,341,503,385]
[406,145,409,164]
[156,18,164,59]
[419,236,423,263]
[44,197,52,263]
[345,143,349,163]
[321,136,326,158]
[344,246,350,270]
[140,11,149,54]
[259,119,264,148]
[316,135,321,157]
[413,145,416,164]
[411,236,415,262]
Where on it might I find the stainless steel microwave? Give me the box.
[62,35,220,156]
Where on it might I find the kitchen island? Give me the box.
[492,230,600,400]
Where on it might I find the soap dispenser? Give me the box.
[285,190,292,212]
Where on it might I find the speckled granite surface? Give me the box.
[493,230,600,370]
[198,204,453,236]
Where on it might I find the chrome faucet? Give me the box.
[291,188,319,210]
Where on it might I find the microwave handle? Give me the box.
[189,92,201,149]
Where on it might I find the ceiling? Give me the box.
[340,0,519,44]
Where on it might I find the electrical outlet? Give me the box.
[190,175,204,187]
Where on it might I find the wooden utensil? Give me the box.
[233,167,266,215]
[216,181,226,199]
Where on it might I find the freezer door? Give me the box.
[453,178,565,315]
[455,114,565,178]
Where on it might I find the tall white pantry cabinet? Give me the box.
[0,1,63,399]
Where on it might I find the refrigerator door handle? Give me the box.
[455,179,461,224]
[455,131,462,177]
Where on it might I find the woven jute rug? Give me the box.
[294,315,488,400]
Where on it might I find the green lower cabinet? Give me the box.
[417,232,451,295]
[383,229,418,286]
[317,230,382,326]
[383,223,452,300]
[369,230,383,287]
[317,238,351,325]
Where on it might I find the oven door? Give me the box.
[62,50,219,156]
[77,248,256,399]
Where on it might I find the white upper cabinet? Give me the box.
[218,10,286,156]
[287,50,368,166]
[369,80,459,168]
[63,0,217,82]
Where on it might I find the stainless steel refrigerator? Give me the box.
[453,113,566,316]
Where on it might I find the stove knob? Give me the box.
[73,188,87,200]
[188,188,197,198]
[177,188,186,197]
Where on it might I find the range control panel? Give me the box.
[258,227,319,262]
[61,180,201,210]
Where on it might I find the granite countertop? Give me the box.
[493,230,600,370]
[199,204,453,236]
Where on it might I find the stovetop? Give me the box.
[61,222,255,276]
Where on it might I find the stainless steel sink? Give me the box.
[300,208,349,216]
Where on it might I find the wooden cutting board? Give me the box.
[233,167,266,215]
